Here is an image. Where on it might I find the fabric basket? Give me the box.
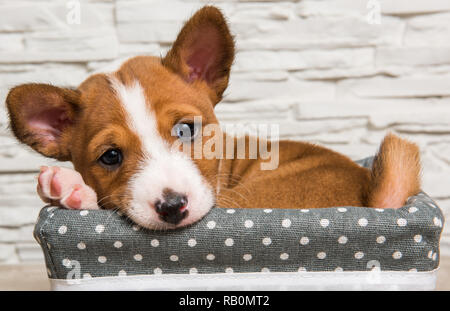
[33,158,445,290]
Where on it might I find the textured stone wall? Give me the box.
[0,0,449,263]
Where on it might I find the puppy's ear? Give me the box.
[163,6,235,104]
[6,83,81,161]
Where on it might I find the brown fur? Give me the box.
[367,133,421,209]
[5,6,422,212]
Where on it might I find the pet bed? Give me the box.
[33,158,444,290]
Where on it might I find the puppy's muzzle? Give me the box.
[154,189,188,225]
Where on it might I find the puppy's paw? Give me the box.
[37,166,99,210]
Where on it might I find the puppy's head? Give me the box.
[5,6,235,229]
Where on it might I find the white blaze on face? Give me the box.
[109,77,214,229]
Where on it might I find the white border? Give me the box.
[51,269,438,291]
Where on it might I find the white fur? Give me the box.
[109,77,214,229]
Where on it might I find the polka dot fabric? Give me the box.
[34,158,444,280]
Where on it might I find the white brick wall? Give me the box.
[0,0,449,263]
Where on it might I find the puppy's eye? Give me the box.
[98,148,122,169]
[172,123,198,142]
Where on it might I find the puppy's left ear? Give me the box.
[163,6,235,104]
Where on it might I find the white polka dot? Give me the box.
[300,209,309,213]
[433,217,442,227]
[432,252,437,261]
[337,208,347,213]
[95,224,105,233]
[282,219,291,228]
[80,210,89,216]
[244,220,254,228]
[77,242,86,250]
[393,251,402,260]
[62,258,71,267]
[132,225,140,231]
[118,270,127,277]
[134,254,143,261]
[225,267,234,273]
[338,236,348,244]
[170,255,179,262]
[47,207,57,212]
[375,208,384,212]
[262,237,272,246]
[299,237,309,245]
[151,239,159,247]
[397,218,407,227]
[225,238,234,246]
[83,273,92,279]
[226,209,235,214]
[358,218,368,227]
[206,254,215,261]
[263,209,272,213]
[377,236,386,244]
[98,256,107,263]
[408,207,418,213]
[187,238,197,247]
[207,221,216,229]
[335,267,343,272]
[261,267,270,273]
[153,268,162,274]
[320,219,329,227]
[414,235,422,243]
[298,267,307,272]
[189,268,198,274]
[280,253,289,260]
[114,241,123,248]
[354,252,364,259]
[317,252,326,259]
[58,225,67,235]
[428,250,433,259]
[409,268,418,272]
[243,254,252,261]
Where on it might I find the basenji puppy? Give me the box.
[5,6,421,229]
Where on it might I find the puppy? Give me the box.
[5,6,421,230]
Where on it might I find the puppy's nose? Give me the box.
[154,190,188,225]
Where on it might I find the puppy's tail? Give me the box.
[367,133,421,209]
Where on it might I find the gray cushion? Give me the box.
[34,157,444,279]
